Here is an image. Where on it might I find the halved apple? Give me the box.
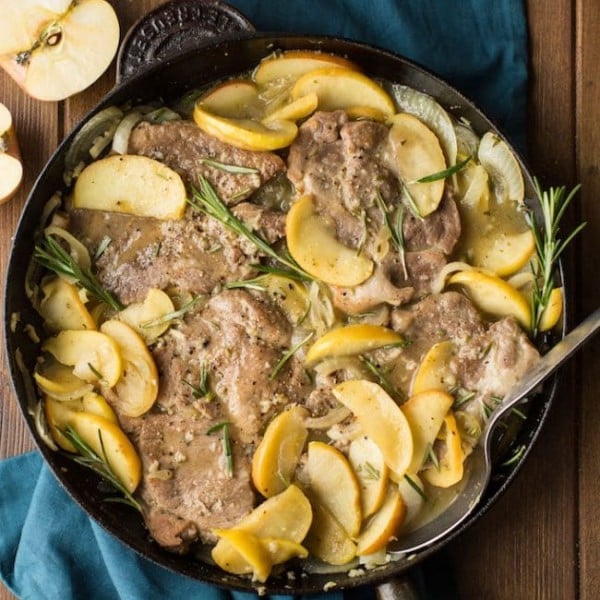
[116,288,175,345]
[38,277,96,332]
[333,380,414,478]
[42,329,122,387]
[99,320,159,417]
[291,68,395,116]
[305,323,405,365]
[69,411,142,493]
[73,155,187,220]
[387,113,447,217]
[307,441,362,538]
[448,268,531,329]
[286,195,374,286]
[0,102,23,204]
[252,406,308,497]
[356,483,406,555]
[0,0,120,101]
[254,50,360,86]
[348,436,390,519]
[401,390,454,474]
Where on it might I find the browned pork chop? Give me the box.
[128,120,285,204]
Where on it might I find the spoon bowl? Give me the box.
[389,307,600,555]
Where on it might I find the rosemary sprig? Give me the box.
[500,444,526,468]
[527,179,586,337]
[415,155,472,183]
[360,355,402,401]
[404,474,427,502]
[94,235,112,260]
[225,277,268,292]
[425,443,440,471]
[361,461,381,481]
[207,421,233,476]
[375,191,408,279]
[34,235,124,311]
[182,363,214,401]
[399,181,424,220]
[201,158,260,174]
[62,425,141,512]
[450,385,476,409]
[141,295,202,328]
[269,332,314,380]
[188,177,311,281]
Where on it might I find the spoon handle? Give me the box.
[486,306,600,434]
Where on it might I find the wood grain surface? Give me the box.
[1,1,598,598]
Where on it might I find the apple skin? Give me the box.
[0,0,120,102]
[0,102,24,204]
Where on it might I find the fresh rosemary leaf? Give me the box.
[415,155,472,183]
[527,179,585,337]
[362,461,381,481]
[207,421,233,476]
[182,363,214,401]
[87,362,105,382]
[375,191,408,279]
[62,425,141,512]
[360,355,402,401]
[399,181,424,220]
[250,262,308,282]
[188,176,311,281]
[201,158,260,174]
[500,444,526,468]
[451,386,476,409]
[140,295,202,328]
[425,443,440,471]
[94,235,112,260]
[224,277,267,292]
[404,474,428,502]
[34,235,124,311]
[269,332,314,380]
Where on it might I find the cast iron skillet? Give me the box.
[3,10,563,596]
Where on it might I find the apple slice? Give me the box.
[34,358,93,401]
[0,102,23,204]
[422,412,465,488]
[198,79,261,119]
[356,483,406,555]
[286,195,374,286]
[410,340,456,396]
[38,277,96,332]
[73,155,187,219]
[307,441,362,538]
[0,0,120,101]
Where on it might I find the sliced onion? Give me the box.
[431,261,473,294]
[477,132,524,204]
[459,163,490,210]
[111,111,143,154]
[304,406,351,429]
[454,121,480,157]
[44,224,92,272]
[388,83,457,165]
[507,271,535,290]
[307,281,336,336]
[144,106,182,123]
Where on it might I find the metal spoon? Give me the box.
[389,306,600,555]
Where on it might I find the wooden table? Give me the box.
[1,1,598,598]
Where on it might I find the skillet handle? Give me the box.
[116,0,255,83]
[376,577,421,600]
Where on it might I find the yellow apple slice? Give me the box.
[356,483,406,555]
[387,112,447,217]
[348,436,390,519]
[73,154,187,219]
[99,320,159,417]
[303,498,357,565]
[255,274,309,325]
[305,323,405,365]
[448,268,531,329]
[333,380,414,478]
[410,340,456,396]
[34,359,93,401]
[116,288,175,345]
[307,441,362,538]
[254,50,360,86]
[292,68,396,116]
[193,104,297,151]
[262,92,319,123]
[401,390,454,474]
[345,106,388,122]
[211,485,312,571]
[0,0,120,101]
[0,102,23,204]
[44,392,117,452]
[538,287,563,332]
[198,79,261,119]
[69,411,141,493]
[422,412,465,488]
[457,161,490,211]
[42,330,122,387]
[38,277,96,332]
[473,229,535,277]
[286,195,374,286]
[252,406,308,497]
[212,528,273,582]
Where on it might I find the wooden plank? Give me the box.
[576,0,600,596]
[449,0,579,598]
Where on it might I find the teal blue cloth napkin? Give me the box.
[0,1,528,598]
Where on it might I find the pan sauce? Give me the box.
[29,50,543,581]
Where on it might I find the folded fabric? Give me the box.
[0,1,529,598]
